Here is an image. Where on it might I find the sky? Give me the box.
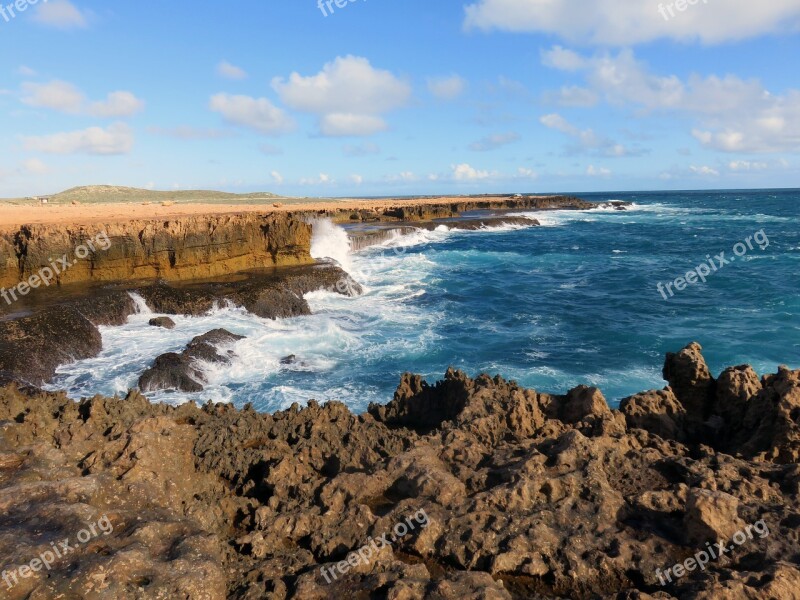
[0,0,799,197]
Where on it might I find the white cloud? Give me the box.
[586,165,611,177]
[517,167,538,179]
[427,75,467,100]
[33,0,88,30]
[22,123,134,155]
[270,171,284,184]
[299,173,332,185]
[22,158,48,174]
[90,91,145,117]
[21,80,84,113]
[320,113,387,137]
[541,46,586,71]
[542,48,800,153]
[209,93,294,135]
[349,174,364,185]
[728,160,769,171]
[469,132,520,151]
[543,85,598,108]
[452,163,491,180]
[272,56,410,137]
[689,165,720,176]
[540,113,635,157]
[385,171,416,183]
[17,66,37,77]
[217,61,248,80]
[464,0,800,45]
[21,80,144,118]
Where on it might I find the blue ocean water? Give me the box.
[48,189,800,412]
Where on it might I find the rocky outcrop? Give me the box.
[0,213,314,289]
[138,329,245,392]
[326,195,598,223]
[0,264,359,386]
[0,344,797,599]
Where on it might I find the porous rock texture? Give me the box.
[0,343,797,599]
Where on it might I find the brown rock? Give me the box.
[683,488,744,544]
[663,342,715,422]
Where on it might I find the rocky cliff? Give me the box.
[0,213,313,289]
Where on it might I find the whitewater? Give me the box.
[46,189,800,412]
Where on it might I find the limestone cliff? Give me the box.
[0,213,313,289]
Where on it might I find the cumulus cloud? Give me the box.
[21,80,144,118]
[728,160,769,171]
[543,85,598,108]
[464,0,800,45]
[427,75,467,100]
[21,80,84,113]
[320,114,387,137]
[452,163,491,180]
[270,171,284,184]
[33,0,89,30]
[689,165,720,176]
[349,174,364,185]
[22,123,134,155]
[272,56,410,137]
[217,61,248,80]
[209,93,294,135]
[469,132,520,151]
[299,173,332,185]
[542,47,800,153]
[586,165,611,177]
[90,91,145,117]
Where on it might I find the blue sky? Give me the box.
[1,0,799,197]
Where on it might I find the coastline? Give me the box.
[0,194,588,231]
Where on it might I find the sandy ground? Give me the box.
[0,196,526,231]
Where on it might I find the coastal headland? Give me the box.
[0,189,796,599]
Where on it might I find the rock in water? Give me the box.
[138,328,244,392]
[148,316,176,329]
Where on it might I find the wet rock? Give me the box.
[138,329,244,392]
[149,316,176,329]
[280,354,297,365]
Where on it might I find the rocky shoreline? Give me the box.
[0,343,798,598]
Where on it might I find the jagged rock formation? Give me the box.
[0,343,797,599]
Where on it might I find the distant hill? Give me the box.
[4,185,286,205]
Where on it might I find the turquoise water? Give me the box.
[49,189,800,412]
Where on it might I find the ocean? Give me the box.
[47,189,800,412]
